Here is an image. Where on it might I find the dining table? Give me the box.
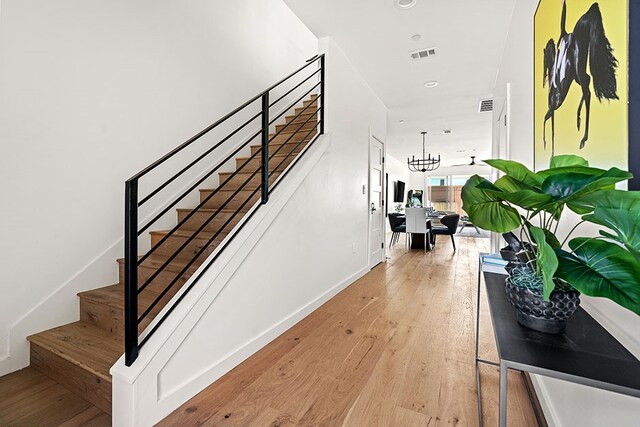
[395,211,446,251]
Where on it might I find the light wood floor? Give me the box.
[159,235,539,426]
[0,367,110,426]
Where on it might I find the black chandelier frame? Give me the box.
[407,131,441,172]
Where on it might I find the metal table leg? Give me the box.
[499,362,508,427]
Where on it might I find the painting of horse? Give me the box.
[534,0,628,171]
[542,1,618,154]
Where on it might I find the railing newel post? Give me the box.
[320,54,325,135]
[124,179,139,366]
[261,92,270,203]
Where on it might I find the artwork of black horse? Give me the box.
[542,1,619,154]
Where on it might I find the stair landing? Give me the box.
[0,367,110,426]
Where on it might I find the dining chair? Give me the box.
[431,214,461,251]
[405,207,429,252]
[388,213,407,247]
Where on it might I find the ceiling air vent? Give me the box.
[479,99,493,113]
[410,47,437,60]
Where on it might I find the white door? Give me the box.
[369,135,385,268]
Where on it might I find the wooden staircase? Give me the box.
[24,95,319,417]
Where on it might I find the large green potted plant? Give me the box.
[462,154,640,333]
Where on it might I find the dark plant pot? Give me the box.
[500,247,517,262]
[505,277,580,334]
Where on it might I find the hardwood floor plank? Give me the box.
[160,236,540,426]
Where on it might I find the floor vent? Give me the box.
[479,99,493,113]
[410,47,437,60]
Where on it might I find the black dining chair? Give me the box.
[388,213,406,247]
[431,214,460,251]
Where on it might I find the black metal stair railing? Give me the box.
[124,54,325,365]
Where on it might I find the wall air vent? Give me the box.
[410,47,437,60]
[479,99,493,113]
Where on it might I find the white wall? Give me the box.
[111,36,387,426]
[386,153,409,211]
[0,0,318,374]
[495,2,640,425]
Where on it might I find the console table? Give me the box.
[475,256,640,427]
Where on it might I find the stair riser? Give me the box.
[269,129,317,144]
[118,261,194,296]
[286,111,317,123]
[79,297,151,338]
[30,344,112,414]
[235,156,291,172]
[218,172,281,189]
[275,120,317,134]
[150,232,224,262]
[250,142,307,157]
[199,190,260,210]
[177,210,243,232]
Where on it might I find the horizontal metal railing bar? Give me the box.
[138,168,262,323]
[138,111,261,207]
[268,107,321,160]
[268,91,322,143]
[268,68,321,113]
[128,55,323,182]
[136,146,264,289]
[305,55,320,63]
[137,129,261,238]
[269,123,322,195]
[138,186,262,349]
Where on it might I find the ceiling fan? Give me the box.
[451,156,486,167]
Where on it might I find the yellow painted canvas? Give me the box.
[534,0,628,171]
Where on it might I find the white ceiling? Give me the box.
[284,0,516,168]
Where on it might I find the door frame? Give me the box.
[368,130,386,269]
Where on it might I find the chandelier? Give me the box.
[407,132,441,172]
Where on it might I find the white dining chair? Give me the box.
[405,207,429,252]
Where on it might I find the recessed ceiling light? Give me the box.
[399,120,405,124]
[395,0,417,10]
[411,34,422,41]
[424,81,439,88]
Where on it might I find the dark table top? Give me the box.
[484,272,640,397]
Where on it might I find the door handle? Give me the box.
[371,203,377,213]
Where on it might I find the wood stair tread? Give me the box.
[117,254,200,274]
[79,284,161,310]
[149,228,230,240]
[235,152,295,161]
[27,322,122,383]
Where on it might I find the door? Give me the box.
[369,134,385,268]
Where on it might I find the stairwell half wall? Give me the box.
[0,0,317,375]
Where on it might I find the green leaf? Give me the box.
[582,207,640,261]
[525,221,561,248]
[476,179,554,210]
[484,159,543,188]
[550,154,589,169]
[461,175,521,233]
[493,176,536,193]
[541,168,632,207]
[555,240,640,315]
[569,189,640,214]
[541,173,601,199]
[537,166,606,180]
[530,226,559,300]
